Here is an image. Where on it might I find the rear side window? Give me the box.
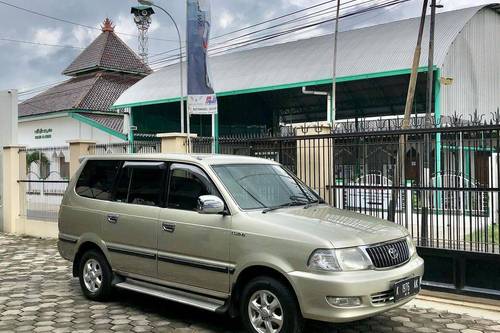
[114,161,166,206]
[76,160,121,200]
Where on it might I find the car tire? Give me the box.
[240,276,303,333]
[78,250,112,301]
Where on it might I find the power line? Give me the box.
[0,0,177,43]
[0,37,84,50]
[147,0,387,64]
[20,83,95,102]
[212,0,335,40]
[18,79,68,93]
[148,0,340,60]
[149,0,408,70]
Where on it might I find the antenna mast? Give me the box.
[131,5,155,64]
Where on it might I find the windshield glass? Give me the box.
[212,164,319,210]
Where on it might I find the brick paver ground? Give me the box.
[0,233,499,333]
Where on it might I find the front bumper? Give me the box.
[287,255,424,323]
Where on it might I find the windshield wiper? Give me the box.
[262,197,308,214]
[303,199,321,209]
[289,194,312,203]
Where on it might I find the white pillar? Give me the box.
[0,90,19,232]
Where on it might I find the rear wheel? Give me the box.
[78,250,112,301]
[240,276,303,333]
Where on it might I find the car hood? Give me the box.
[247,205,408,248]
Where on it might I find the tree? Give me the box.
[26,151,50,179]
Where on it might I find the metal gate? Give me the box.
[192,116,500,298]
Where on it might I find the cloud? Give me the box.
[218,10,234,29]
[31,28,64,56]
[114,14,139,43]
[71,26,100,48]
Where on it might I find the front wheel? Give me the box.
[240,277,303,333]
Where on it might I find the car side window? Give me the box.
[114,161,166,207]
[76,160,121,201]
[167,163,219,211]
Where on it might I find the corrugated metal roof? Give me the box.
[114,5,496,109]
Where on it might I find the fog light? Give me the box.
[326,296,362,307]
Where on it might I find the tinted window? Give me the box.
[167,164,219,211]
[76,160,121,200]
[114,161,165,206]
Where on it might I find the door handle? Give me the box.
[107,214,119,224]
[162,222,176,233]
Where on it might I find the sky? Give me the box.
[0,0,493,98]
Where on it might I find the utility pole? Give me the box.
[388,0,428,222]
[426,0,436,119]
[420,0,437,246]
[330,0,341,126]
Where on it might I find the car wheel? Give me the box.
[240,276,303,333]
[78,250,112,301]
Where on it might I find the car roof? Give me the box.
[83,153,279,166]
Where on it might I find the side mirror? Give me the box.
[197,195,225,214]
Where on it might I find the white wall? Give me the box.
[441,8,500,120]
[18,114,125,148]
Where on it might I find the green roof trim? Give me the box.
[112,66,435,109]
[69,111,127,141]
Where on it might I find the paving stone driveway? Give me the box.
[0,233,499,333]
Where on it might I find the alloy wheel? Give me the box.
[82,258,103,293]
[248,290,284,333]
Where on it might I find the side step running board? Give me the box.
[115,278,225,312]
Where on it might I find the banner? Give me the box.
[187,0,217,115]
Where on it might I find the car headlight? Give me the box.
[406,235,417,257]
[308,249,341,271]
[336,247,372,271]
[308,248,371,272]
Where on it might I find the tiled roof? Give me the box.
[75,112,124,133]
[62,30,151,76]
[19,72,142,117]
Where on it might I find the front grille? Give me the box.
[365,239,409,268]
[371,290,394,305]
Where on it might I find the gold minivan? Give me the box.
[58,154,424,333]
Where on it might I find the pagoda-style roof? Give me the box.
[19,72,141,117]
[62,18,151,76]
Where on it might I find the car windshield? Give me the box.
[212,164,320,210]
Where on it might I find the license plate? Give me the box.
[394,276,420,302]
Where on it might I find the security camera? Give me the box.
[131,6,155,18]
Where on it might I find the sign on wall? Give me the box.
[187,0,217,115]
[34,128,53,140]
